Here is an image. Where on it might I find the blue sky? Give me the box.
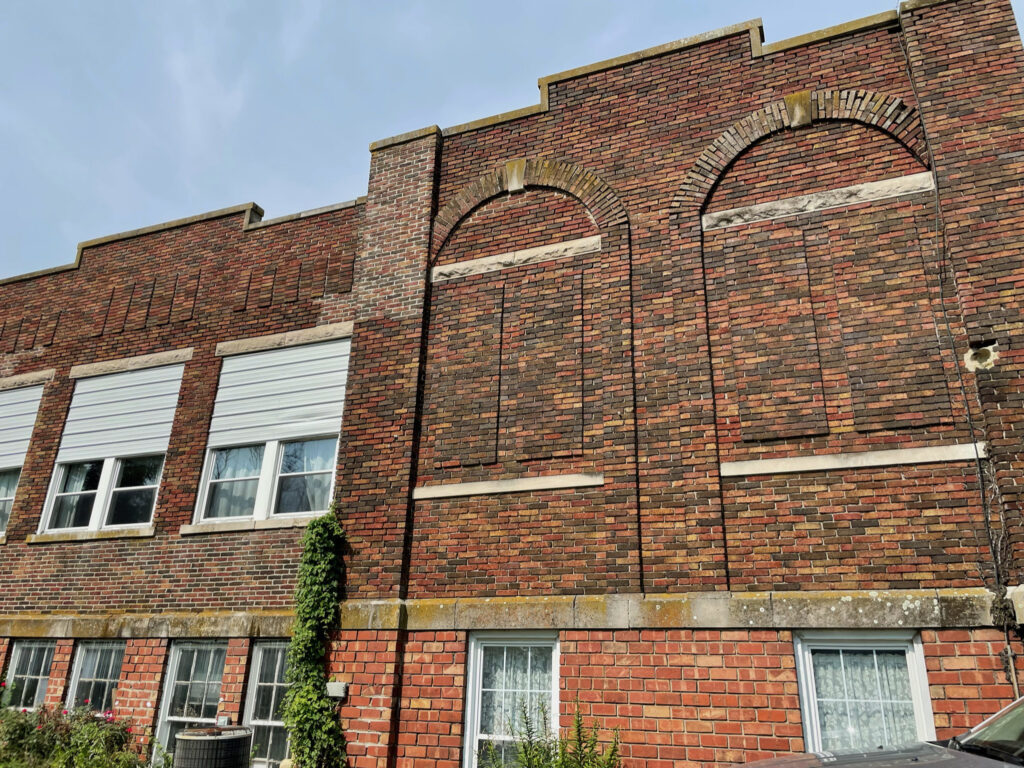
[0,1,1020,281]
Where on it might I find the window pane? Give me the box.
[60,461,103,493]
[0,468,20,498]
[280,439,336,474]
[0,498,10,533]
[275,474,331,515]
[205,479,259,518]
[160,643,227,756]
[72,643,125,712]
[117,455,163,487]
[482,647,504,690]
[7,642,54,709]
[211,446,264,480]
[107,488,157,526]
[51,493,95,529]
[529,647,552,691]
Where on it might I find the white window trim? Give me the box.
[40,454,164,533]
[0,466,21,535]
[67,640,126,712]
[794,630,935,753]
[5,640,56,711]
[244,641,291,767]
[463,631,560,768]
[193,435,339,524]
[155,641,228,756]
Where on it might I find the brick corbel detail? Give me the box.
[431,157,629,256]
[673,88,930,214]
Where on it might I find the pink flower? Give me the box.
[83,699,89,704]
[62,710,68,715]
[21,708,27,713]
[0,680,5,687]
[36,724,43,730]
[126,727,132,733]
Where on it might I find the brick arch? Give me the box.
[672,89,930,215]
[432,158,629,257]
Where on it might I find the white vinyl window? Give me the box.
[0,383,45,535]
[5,640,55,710]
[196,338,349,523]
[245,642,291,768]
[68,641,126,712]
[156,642,227,757]
[44,363,184,532]
[795,632,935,753]
[0,468,19,534]
[464,632,559,768]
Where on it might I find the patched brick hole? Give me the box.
[965,341,1000,371]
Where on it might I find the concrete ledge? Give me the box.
[180,514,325,536]
[431,236,601,282]
[69,349,193,379]
[760,11,898,55]
[369,125,441,152]
[0,369,55,392]
[703,172,935,230]
[247,198,365,230]
[338,588,996,631]
[215,323,354,357]
[25,525,155,544]
[721,442,987,477]
[413,473,604,500]
[900,0,956,12]
[0,610,293,639]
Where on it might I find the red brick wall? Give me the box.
[218,638,251,726]
[42,638,74,710]
[112,638,169,751]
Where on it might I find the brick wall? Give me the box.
[113,638,169,751]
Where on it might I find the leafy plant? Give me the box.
[280,512,347,768]
[480,705,621,768]
[0,704,148,768]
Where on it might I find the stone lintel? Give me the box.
[703,172,936,230]
[0,611,293,639]
[0,368,56,392]
[721,442,987,477]
[69,349,193,379]
[431,236,601,283]
[215,323,354,357]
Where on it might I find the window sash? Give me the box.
[6,641,55,710]
[197,437,337,523]
[464,633,558,768]
[0,467,18,533]
[68,641,126,712]
[156,642,227,756]
[245,642,291,768]
[44,455,162,532]
[795,632,935,753]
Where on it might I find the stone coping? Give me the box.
[214,322,354,357]
[25,525,156,545]
[69,349,193,379]
[0,589,995,638]
[721,442,987,477]
[0,369,56,392]
[413,473,604,500]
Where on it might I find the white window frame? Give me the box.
[5,640,56,711]
[0,466,21,535]
[244,641,291,768]
[155,641,228,757]
[795,630,935,753]
[463,631,559,768]
[41,453,164,533]
[193,435,339,523]
[67,640,126,712]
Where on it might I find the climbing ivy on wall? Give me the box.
[282,512,348,768]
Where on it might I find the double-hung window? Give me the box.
[43,364,184,532]
[245,642,291,768]
[5,640,55,710]
[156,641,227,757]
[196,338,349,523]
[464,632,559,768]
[795,632,935,753]
[68,641,126,712]
[0,384,44,535]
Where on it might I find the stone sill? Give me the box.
[26,525,155,544]
[180,514,324,536]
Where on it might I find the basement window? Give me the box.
[463,632,559,768]
[795,631,935,753]
[245,641,292,768]
[68,640,126,712]
[5,640,55,710]
[156,641,227,759]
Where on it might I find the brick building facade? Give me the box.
[2,0,1024,765]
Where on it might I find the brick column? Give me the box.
[42,638,74,709]
[217,638,251,725]
[112,638,168,752]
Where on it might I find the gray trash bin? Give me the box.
[174,726,252,768]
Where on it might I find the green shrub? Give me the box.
[0,705,147,768]
[480,706,621,768]
[281,512,347,768]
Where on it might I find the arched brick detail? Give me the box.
[673,89,930,214]
[432,158,629,256]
